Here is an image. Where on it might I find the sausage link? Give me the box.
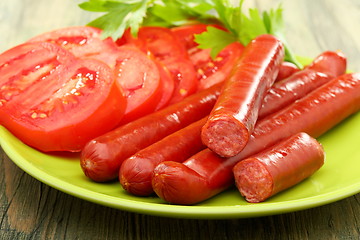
[306,50,347,78]
[275,62,299,82]
[80,83,222,182]
[152,73,360,205]
[259,51,346,118]
[233,132,325,203]
[201,34,285,157]
[119,117,207,196]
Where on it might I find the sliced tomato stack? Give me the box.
[28,26,166,125]
[119,26,198,105]
[0,41,126,152]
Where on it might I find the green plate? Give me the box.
[1,56,360,219]
[1,108,360,219]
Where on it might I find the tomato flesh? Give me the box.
[137,26,189,61]
[28,26,120,68]
[114,46,162,123]
[164,58,197,104]
[191,42,244,90]
[0,42,126,152]
[0,42,76,107]
[123,26,197,104]
[28,26,165,124]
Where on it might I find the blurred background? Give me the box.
[1,0,359,72]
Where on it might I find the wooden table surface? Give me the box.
[1,0,360,239]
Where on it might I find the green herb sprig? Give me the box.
[78,0,302,68]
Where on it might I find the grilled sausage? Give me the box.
[201,34,285,157]
[234,132,325,203]
[152,73,360,205]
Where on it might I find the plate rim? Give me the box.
[2,125,360,219]
[1,54,359,219]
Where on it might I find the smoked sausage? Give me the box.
[80,83,222,182]
[201,34,285,157]
[152,73,360,205]
[259,51,346,118]
[233,132,325,203]
[275,62,299,82]
[119,117,208,196]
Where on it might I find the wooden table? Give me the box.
[1,0,360,239]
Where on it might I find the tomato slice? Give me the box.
[117,31,175,110]
[0,42,126,152]
[27,26,120,68]
[116,28,147,53]
[128,26,189,61]
[171,24,209,50]
[126,26,197,104]
[118,27,198,104]
[164,58,197,104]
[191,42,244,90]
[0,42,77,106]
[114,46,162,123]
[154,61,175,110]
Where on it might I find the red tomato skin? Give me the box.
[0,42,127,152]
[154,60,175,110]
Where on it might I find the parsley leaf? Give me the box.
[149,1,197,26]
[78,0,108,12]
[79,0,153,40]
[79,0,215,39]
[194,27,236,58]
[262,6,302,68]
[147,0,215,27]
[194,0,302,68]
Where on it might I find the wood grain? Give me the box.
[1,0,360,239]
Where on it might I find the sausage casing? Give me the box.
[233,132,325,203]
